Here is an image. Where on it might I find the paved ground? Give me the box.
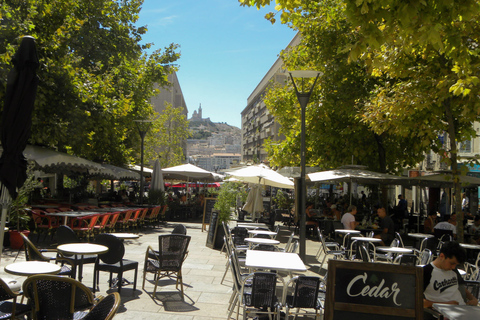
[0,220,326,319]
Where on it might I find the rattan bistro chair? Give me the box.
[20,233,74,277]
[81,292,120,320]
[0,278,31,319]
[22,275,95,320]
[143,234,191,299]
[282,276,323,320]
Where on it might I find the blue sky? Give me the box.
[136,0,296,128]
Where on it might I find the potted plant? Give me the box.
[212,181,245,249]
[7,164,41,249]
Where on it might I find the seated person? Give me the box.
[341,205,359,230]
[423,241,478,310]
[469,215,480,244]
[434,214,457,239]
[306,202,319,229]
[374,206,395,246]
[330,204,342,221]
[424,210,438,234]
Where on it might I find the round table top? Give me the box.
[460,243,480,250]
[351,236,382,242]
[247,230,277,236]
[5,261,61,276]
[408,233,434,239]
[376,246,413,253]
[57,243,108,255]
[244,238,280,245]
[335,229,361,234]
[109,233,140,240]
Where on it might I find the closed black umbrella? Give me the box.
[0,36,39,260]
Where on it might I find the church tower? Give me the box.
[198,104,202,119]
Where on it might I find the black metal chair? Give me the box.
[0,278,31,320]
[282,276,323,320]
[56,226,97,280]
[81,292,120,320]
[239,272,284,320]
[394,254,418,266]
[20,233,74,277]
[231,227,249,248]
[171,224,187,235]
[93,233,138,295]
[22,274,95,320]
[143,234,191,299]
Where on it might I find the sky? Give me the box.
[136,0,297,128]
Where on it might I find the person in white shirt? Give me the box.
[341,205,359,230]
[434,214,457,238]
[423,241,477,309]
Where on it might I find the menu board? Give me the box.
[325,260,423,320]
[202,198,217,231]
[205,211,219,249]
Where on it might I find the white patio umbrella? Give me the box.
[225,164,294,189]
[162,163,216,181]
[226,164,294,219]
[242,184,264,220]
[150,159,165,192]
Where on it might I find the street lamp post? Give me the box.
[289,70,322,261]
[134,119,153,205]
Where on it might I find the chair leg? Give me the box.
[133,267,138,295]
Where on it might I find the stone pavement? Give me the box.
[0,221,326,319]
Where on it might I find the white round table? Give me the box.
[407,233,434,239]
[57,243,108,282]
[460,243,480,250]
[5,261,61,276]
[351,237,382,243]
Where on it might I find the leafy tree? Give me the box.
[0,0,180,166]
[144,104,190,169]
[240,0,480,240]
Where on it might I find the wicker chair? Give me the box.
[93,233,138,295]
[282,276,323,320]
[239,272,284,320]
[0,278,31,319]
[20,233,74,277]
[22,275,95,320]
[143,234,191,299]
[81,292,120,320]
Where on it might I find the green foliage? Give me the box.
[214,181,244,223]
[0,0,180,167]
[191,130,212,140]
[147,189,165,206]
[145,103,190,168]
[8,163,42,230]
[274,189,291,210]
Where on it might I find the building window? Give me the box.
[459,140,472,153]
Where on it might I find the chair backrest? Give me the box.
[317,230,329,253]
[419,248,433,265]
[285,276,320,308]
[249,272,279,308]
[434,228,453,239]
[358,244,371,262]
[231,227,248,247]
[0,278,17,302]
[95,233,125,264]
[289,240,299,253]
[284,232,294,252]
[395,232,405,247]
[396,254,418,266]
[253,244,278,251]
[171,224,187,235]
[82,292,120,320]
[157,234,191,269]
[56,225,79,245]
[22,274,94,320]
[20,233,49,262]
[464,280,480,300]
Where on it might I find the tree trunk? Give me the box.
[444,98,463,242]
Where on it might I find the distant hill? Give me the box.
[189,118,240,137]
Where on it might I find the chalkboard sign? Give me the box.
[205,211,219,249]
[325,260,423,320]
[202,197,217,231]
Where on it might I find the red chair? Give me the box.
[127,209,142,232]
[70,215,99,241]
[116,210,133,231]
[105,212,120,233]
[30,209,60,242]
[137,208,149,229]
[93,213,110,235]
